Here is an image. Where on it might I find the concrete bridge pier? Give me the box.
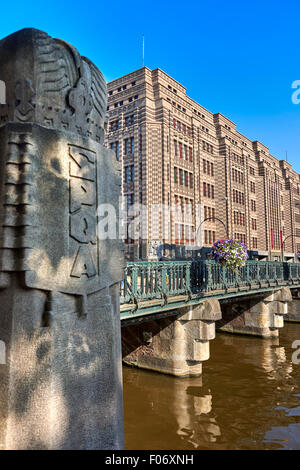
[122,298,222,377]
[285,289,300,322]
[217,287,292,338]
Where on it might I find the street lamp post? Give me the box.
[281,233,296,262]
[281,202,300,261]
[195,216,228,247]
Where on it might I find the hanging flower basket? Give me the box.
[210,238,248,271]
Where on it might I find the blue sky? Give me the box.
[1,0,300,172]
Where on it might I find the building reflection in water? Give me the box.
[123,322,300,450]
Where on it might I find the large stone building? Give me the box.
[105,67,300,261]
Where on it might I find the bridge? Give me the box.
[121,260,300,321]
[120,260,300,377]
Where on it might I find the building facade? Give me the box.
[105,67,300,261]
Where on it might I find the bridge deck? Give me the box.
[120,260,300,322]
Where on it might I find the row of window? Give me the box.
[232,189,245,205]
[174,196,194,215]
[203,159,214,176]
[232,168,244,184]
[204,206,215,220]
[202,140,214,154]
[252,237,258,249]
[234,233,247,244]
[110,120,120,131]
[110,115,135,129]
[233,211,245,226]
[226,136,239,146]
[166,97,186,113]
[110,137,135,158]
[175,224,194,243]
[193,109,206,120]
[231,153,244,164]
[108,95,139,110]
[173,119,192,136]
[174,140,193,162]
[125,115,135,126]
[174,167,193,188]
[109,81,136,96]
[203,183,215,199]
[204,230,216,245]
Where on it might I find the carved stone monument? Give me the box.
[0,28,124,449]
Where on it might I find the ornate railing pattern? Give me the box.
[121,260,300,305]
[121,261,191,304]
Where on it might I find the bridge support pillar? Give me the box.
[286,289,300,322]
[122,298,222,377]
[217,287,291,338]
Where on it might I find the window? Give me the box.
[134,95,138,100]
[184,171,189,187]
[125,115,135,127]
[179,142,183,158]
[123,85,127,90]
[110,120,119,131]
[189,174,193,189]
[174,167,178,184]
[125,166,130,183]
[109,91,113,96]
[204,230,216,245]
[124,137,134,155]
[179,169,183,185]
[251,200,256,212]
[174,140,178,157]
[110,141,119,160]
[132,81,136,86]
[117,87,121,92]
[203,183,214,198]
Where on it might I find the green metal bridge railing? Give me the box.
[120,260,300,320]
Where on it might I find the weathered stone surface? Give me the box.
[122,299,221,377]
[0,29,124,449]
[179,298,222,321]
[217,288,290,338]
[286,297,300,323]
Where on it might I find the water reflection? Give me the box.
[123,322,300,450]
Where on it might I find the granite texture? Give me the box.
[0,28,124,449]
[122,299,222,377]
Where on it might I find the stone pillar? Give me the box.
[286,290,300,322]
[0,29,124,449]
[217,287,292,338]
[122,298,222,377]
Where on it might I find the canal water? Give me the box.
[123,322,300,450]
